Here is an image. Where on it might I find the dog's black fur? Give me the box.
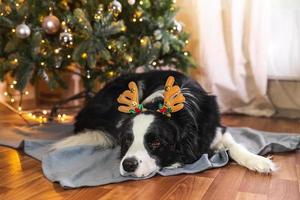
[74,70,220,168]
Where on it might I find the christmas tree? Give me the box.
[0,0,194,96]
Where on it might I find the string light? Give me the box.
[10,98,15,103]
[121,25,126,32]
[13,80,17,84]
[24,91,29,95]
[11,28,16,33]
[152,61,157,66]
[15,3,20,8]
[57,114,68,122]
[94,15,101,20]
[126,55,133,63]
[4,92,8,96]
[108,45,112,50]
[18,107,22,112]
[41,40,45,44]
[184,52,188,56]
[67,54,71,59]
[10,84,14,89]
[139,18,143,22]
[81,52,88,59]
[54,48,60,54]
[108,71,114,77]
[172,0,177,3]
[140,37,148,46]
[42,110,48,115]
[40,62,45,66]
[185,40,189,44]
[132,18,137,22]
[139,1,144,5]
[86,70,91,79]
[11,58,18,65]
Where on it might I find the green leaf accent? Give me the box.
[167,107,172,113]
[138,104,144,110]
[159,103,163,109]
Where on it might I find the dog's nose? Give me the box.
[122,157,139,172]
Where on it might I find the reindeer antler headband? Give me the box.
[117,76,185,117]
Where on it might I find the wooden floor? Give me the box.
[0,114,299,200]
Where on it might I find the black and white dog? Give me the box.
[53,71,276,177]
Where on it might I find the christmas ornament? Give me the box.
[42,13,60,34]
[16,23,31,39]
[154,29,162,40]
[172,21,182,34]
[128,0,136,5]
[59,30,73,46]
[108,0,122,17]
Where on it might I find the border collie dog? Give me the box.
[53,71,276,177]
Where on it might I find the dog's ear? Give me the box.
[175,128,200,163]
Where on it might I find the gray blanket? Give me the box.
[0,123,299,188]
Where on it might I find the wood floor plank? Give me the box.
[296,165,300,193]
[201,164,247,200]
[268,179,300,200]
[235,192,267,200]
[238,170,272,194]
[159,176,213,200]
[197,168,221,179]
[272,153,298,181]
[0,176,56,200]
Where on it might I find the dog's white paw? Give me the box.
[244,155,277,173]
[164,162,182,169]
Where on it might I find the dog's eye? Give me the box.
[124,136,132,146]
[149,139,161,150]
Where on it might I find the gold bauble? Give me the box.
[42,14,60,34]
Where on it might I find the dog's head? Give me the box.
[117,76,186,177]
[118,111,180,177]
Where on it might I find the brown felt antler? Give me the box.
[117,81,143,114]
[158,76,185,117]
[117,76,185,116]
